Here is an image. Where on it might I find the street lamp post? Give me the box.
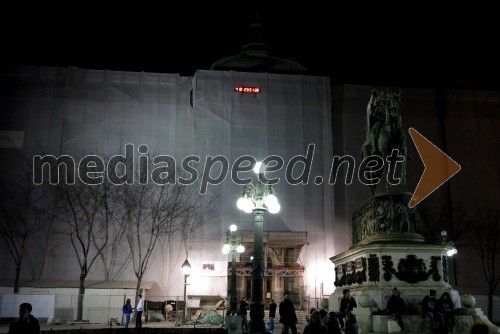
[441,230,458,256]
[237,163,280,334]
[181,259,191,324]
[222,224,245,315]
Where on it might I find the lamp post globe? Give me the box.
[441,230,447,244]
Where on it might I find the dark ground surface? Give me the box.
[0,322,226,333]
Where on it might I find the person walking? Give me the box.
[268,299,277,333]
[279,291,298,334]
[8,302,40,334]
[135,294,145,330]
[239,297,249,331]
[122,298,133,328]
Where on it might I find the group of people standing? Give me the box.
[121,294,144,329]
[239,290,355,334]
[239,292,297,333]
[122,288,453,334]
[3,291,490,334]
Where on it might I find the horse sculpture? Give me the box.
[361,89,407,195]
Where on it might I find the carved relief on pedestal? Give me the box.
[334,257,367,287]
[377,254,444,284]
[394,255,428,283]
[368,254,380,282]
[442,255,449,283]
[382,255,396,281]
[352,193,423,244]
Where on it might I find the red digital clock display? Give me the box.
[234,86,261,94]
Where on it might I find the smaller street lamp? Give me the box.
[181,259,191,323]
[222,224,245,315]
[440,230,448,244]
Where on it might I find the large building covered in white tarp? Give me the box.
[0,65,338,307]
[1,63,499,321]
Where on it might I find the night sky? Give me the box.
[3,6,499,89]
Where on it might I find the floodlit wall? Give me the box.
[0,66,337,303]
[3,67,497,321]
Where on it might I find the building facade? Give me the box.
[0,65,499,321]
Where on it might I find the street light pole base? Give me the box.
[225,314,242,334]
[248,320,267,334]
[249,303,266,334]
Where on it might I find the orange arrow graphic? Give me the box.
[408,128,461,208]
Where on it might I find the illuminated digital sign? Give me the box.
[234,86,261,94]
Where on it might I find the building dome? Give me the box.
[211,22,307,75]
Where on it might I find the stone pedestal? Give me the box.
[329,241,458,313]
[328,192,467,332]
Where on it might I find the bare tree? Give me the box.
[94,189,129,281]
[56,180,112,320]
[0,157,48,293]
[117,173,218,298]
[467,210,500,320]
[95,216,129,281]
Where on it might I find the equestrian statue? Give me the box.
[361,89,407,195]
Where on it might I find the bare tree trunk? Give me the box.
[134,278,142,324]
[39,203,57,280]
[488,290,493,320]
[135,278,142,300]
[13,237,26,293]
[14,263,21,293]
[77,277,85,321]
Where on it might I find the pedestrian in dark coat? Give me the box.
[279,292,298,334]
[8,303,40,334]
[267,299,277,332]
[239,297,249,331]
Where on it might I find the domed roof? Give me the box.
[211,22,307,75]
